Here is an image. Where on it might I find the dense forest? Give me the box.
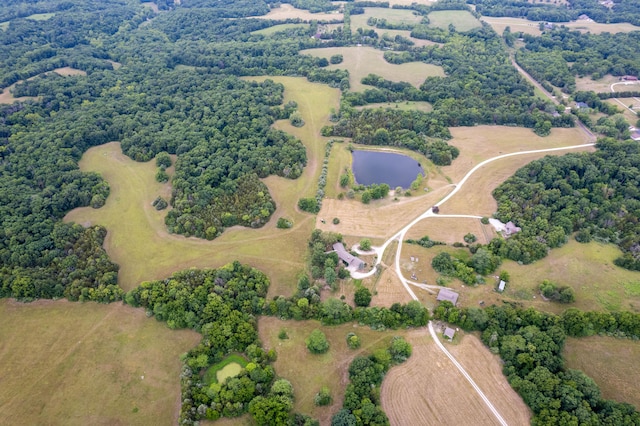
[491,138,640,270]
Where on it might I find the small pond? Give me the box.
[352,150,424,188]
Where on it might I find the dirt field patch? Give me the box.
[564,336,640,409]
[258,317,400,424]
[253,3,342,21]
[26,12,55,21]
[0,300,200,425]
[302,46,444,91]
[52,67,87,76]
[381,329,530,425]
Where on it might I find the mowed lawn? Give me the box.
[483,16,640,36]
[301,46,444,91]
[65,77,340,298]
[0,299,200,425]
[427,10,482,32]
[258,317,402,425]
[381,330,531,425]
[564,336,640,408]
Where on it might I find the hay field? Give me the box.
[65,77,340,297]
[0,299,200,425]
[564,20,640,34]
[253,3,342,21]
[350,7,424,30]
[381,329,530,425]
[0,82,39,104]
[52,67,87,76]
[405,217,496,245]
[604,99,640,124]
[258,317,399,424]
[252,23,308,36]
[376,29,440,47]
[26,12,55,21]
[302,46,444,91]
[483,16,640,36]
[427,10,482,32]
[501,240,640,313]
[0,21,9,31]
[370,267,415,307]
[564,336,640,408]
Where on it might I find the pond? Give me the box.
[352,150,424,188]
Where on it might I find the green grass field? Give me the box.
[482,16,640,36]
[427,10,482,32]
[65,77,340,298]
[355,101,433,112]
[564,336,640,408]
[26,12,55,21]
[302,46,444,91]
[259,317,402,424]
[0,299,200,425]
[203,354,248,385]
[252,23,308,36]
[350,7,423,31]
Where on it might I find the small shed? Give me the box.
[575,102,589,109]
[436,288,459,306]
[333,242,365,270]
[505,221,521,236]
[444,327,456,340]
[498,280,506,292]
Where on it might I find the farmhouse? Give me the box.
[436,288,459,306]
[443,327,456,340]
[333,242,365,270]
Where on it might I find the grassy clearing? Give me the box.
[483,16,640,36]
[141,2,160,13]
[351,7,423,30]
[0,81,39,104]
[604,99,640,124]
[258,317,401,424]
[0,21,9,31]
[52,67,87,76]
[302,46,444,92]
[427,10,482,32]
[203,354,248,385]
[502,240,640,313]
[355,100,433,112]
[406,217,496,245]
[26,12,55,21]
[253,3,342,21]
[575,74,621,93]
[376,28,440,47]
[381,329,531,425]
[252,23,308,36]
[65,77,340,298]
[564,336,640,409]
[0,299,200,425]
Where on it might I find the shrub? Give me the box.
[354,287,372,307]
[464,233,477,243]
[330,54,343,64]
[314,386,333,406]
[359,238,372,251]
[306,329,329,354]
[155,169,169,183]
[278,329,288,340]
[156,151,172,168]
[481,217,490,225]
[152,196,168,210]
[333,217,340,224]
[277,217,293,229]
[298,197,319,213]
[346,332,361,349]
[290,111,305,127]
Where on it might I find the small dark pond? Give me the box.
[352,150,424,188]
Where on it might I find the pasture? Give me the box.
[0,299,200,425]
[427,10,482,32]
[575,74,624,93]
[0,82,39,104]
[65,77,340,298]
[258,317,399,424]
[253,3,342,22]
[564,336,640,408]
[350,7,424,30]
[0,21,8,31]
[52,67,87,76]
[482,16,640,36]
[405,217,496,245]
[381,330,531,425]
[251,23,308,36]
[302,46,445,92]
[376,28,440,47]
[26,12,55,21]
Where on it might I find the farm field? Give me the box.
[0,299,200,425]
[405,217,496,245]
[0,81,39,104]
[52,66,87,76]
[252,3,342,21]
[483,16,640,36]
[427,10,482,32]
[604,98,640,123]
[301,46,444,92]
[26,12,55,20]
[575,74,622,93]
[65,77,340,298]
[258,317,400,424]
[563,336,640,409]
[381,329,530,425]
[251,23,308,36]
[350,7,423,30]
[0,21,8,30]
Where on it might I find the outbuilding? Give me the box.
[436,288,459,306]
[444,327,456,340]
[333,242,365,270]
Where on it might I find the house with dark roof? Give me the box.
[333,242,365,270]
[436,288,459,306]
